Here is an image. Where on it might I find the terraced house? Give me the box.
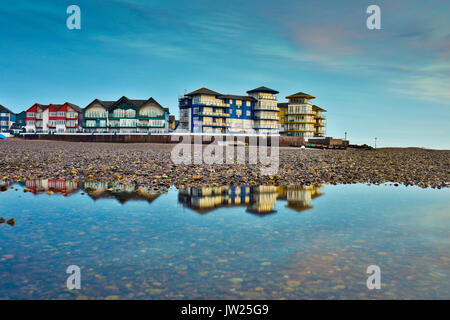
[0,105,15,132]
[278,92,327,137]
[83,96,170,133]
[178,86,279,134]
[25,102,82,133]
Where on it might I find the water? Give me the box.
[0,180,448,299]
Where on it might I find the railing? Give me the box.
[199,111,230,117]
[83,122,106,128]
[253,116,279,120]
[202,122,230,127]
[194,101,228,107]
[84,113,107,119]
[254,106,279,111]
[253,125,278,129]
[137,122,165,128]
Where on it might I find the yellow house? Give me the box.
[278,92,327,137]
[277,103,288,134]
[312,105,327,137]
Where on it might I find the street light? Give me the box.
[374,137,377,149]
[344,132,347,141]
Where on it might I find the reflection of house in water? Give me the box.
[277,185,323,211]
[0,180,9,192]
[25,179,82,196]
[82,181,161,204]
[179,185,324,215]
[246,186,278,215]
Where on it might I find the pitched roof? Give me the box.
[246,86,279,94]
[217,94,256,101]
[66,102,82,112]
[286,92,316,99]
[185,88,222,96]
[277,102,288,107]
[312,105,327,112]
[85,97,167,112]
[0,104,14,113]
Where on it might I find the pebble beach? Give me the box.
[1,139,449,190]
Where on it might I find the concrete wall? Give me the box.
[21,134,305,147]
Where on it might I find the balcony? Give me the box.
[83,122,106,128]
[138,115,165,120]
[254,106,279,111]
[84,113,107,119]
[108,123,137,128]
[288,119,315,124]
[199,111,230,117]
[288,111,315,116]
[253,125,278,129]
[194,101,228,107]
[137,122,165,128]
[202,122,230,127]
[253,115,279,121]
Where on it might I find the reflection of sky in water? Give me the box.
[0,180,448,299]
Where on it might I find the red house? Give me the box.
[26,102,82,133]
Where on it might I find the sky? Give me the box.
[0,0,449,149]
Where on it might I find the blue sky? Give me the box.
[0,0,449,148]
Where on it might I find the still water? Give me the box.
[0,180,449,299]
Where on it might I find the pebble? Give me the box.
[0,139,448,191]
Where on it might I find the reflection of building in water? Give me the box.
[246,186,278,214]
[25,179,81,196]
[179,185,324,215]
[83,181,161,204]
[179,185,279,215]
[0,180,9,192]
[277,185,323,211]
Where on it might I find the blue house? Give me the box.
[178,87,279,134]
[0,105,15,132]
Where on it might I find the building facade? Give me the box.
[178,87,279,134]
[15,111,27,129]
[25,103,82,133]
[83,96,170,133]
[278,92,327,138]
[0,105,16,132]
[312,105,327,137]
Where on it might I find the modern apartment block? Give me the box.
[25,102,82,133]
[0,105,15,132]
[178,86,279,134]
[278,92,327,137]
[82,96,170,133]
[312,105,327,137]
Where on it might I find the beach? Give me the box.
[1,139,448,190]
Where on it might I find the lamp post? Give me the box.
[374,137,377,149]
[344,132,347,141]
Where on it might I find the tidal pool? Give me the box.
[0,180,449,299]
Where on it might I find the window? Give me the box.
[246,111,251,117]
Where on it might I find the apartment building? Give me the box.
[25,102,82,133]
[82,96,170,133]
[178,86,279,134]
[0,105,15,132]
[278,92,327,137]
